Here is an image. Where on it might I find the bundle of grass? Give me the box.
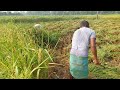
[31,24,60,49]
[33,24,42,29]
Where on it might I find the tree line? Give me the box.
[0,11,120,16]
[0,11,23,16]
[24,11,120,15]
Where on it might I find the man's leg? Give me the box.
[70,73,74,79]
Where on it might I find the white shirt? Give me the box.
[70,27,96,57]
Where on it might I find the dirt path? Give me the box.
[48,31,73,79]
[48,53,70,79]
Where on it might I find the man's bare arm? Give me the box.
[90,38,100,65]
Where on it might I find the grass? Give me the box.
[89,64,120,79]
[0,20,54,79]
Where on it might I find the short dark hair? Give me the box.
[80,20,89,28]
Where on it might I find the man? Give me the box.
[70,20,100,79]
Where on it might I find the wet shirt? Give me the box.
[70,27,96,57]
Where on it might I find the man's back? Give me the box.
[69,20,100,79]
[70,27,96,57]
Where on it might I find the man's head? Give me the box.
[80,20,89,28]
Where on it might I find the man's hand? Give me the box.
[93,59,100,65]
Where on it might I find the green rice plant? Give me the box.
[30,26,61,48]
[0,21,55,79]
